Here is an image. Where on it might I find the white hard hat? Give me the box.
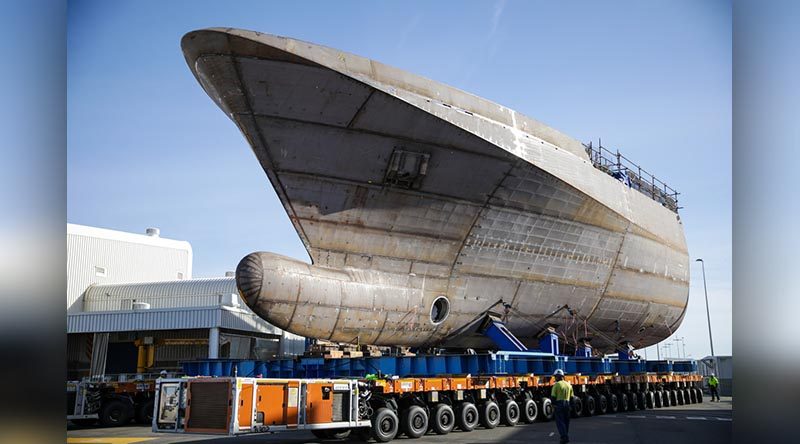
[553,369,565,376]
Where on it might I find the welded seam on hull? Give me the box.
[346,90,375,128]
[429,160,522,345]
[584,222,631,333]
[328,280,345,341]
[291,216,465,243]
[275,168,682,257]
[372,310,392,344]
[228,47,315,264]
[239,111,515,163]
[285,276,304,331]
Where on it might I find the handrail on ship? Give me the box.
[583,140,680,213]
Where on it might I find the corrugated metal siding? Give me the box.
[67,226,192,313]
[83,277,238,311]
[67,307,220,332]
[67,307,283,336]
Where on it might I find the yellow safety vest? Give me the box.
[708,376,719,387]
[551,380,573,401]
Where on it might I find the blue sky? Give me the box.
[67,0,731,358]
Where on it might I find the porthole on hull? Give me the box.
[430,296,450,324]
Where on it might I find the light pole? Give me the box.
[681,337,686,359]
[696,258,716,372]
[673,337,682,358]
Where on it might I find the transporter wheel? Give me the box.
[696,388,704,403]
[479,400,501,429]
[609,394,619,413]
[538,397,554,421]
[521,398,538,423]
[619,393,629,411]
[135,399,154,425]
[500,399,520,426]
[570,396,583,418]
[665,390,674,407]
[654,391,663,408]
[597,394,608,414]
[99,399,133,427]
[676,390,685,405]
[584,395,596,416]
[401,405,428,438]
[645,391,654,409]
[456,402,479,432]
[629,393,639,410]
[371,407,399,443]
[637,392,647,410]
[687,389,695,404]
[431,404,455,435]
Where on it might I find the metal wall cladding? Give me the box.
[83,277,239,311]
[68,307,221,333]
[67,225,192,313]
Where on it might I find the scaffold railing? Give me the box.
[584,140,680,213]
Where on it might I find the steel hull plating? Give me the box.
[183,28,689,352]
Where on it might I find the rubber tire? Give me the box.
[538,398,554,421]
[584,395,596,416]
[609,394,619,413]
[135,399,154,425]
[456,402,479,432]
[696,388,704,403]
[666,390,674,407]
[100,399,133,427]
[646,391,655,409]
[401,405,428,438]
[620,393,629,411]
[371,408,399,443]
[676,390,685,405]
[521,398,538,423]
[479,400,501,429]
[687,389,695,404]
[500,399,520,426]
[431,404,455,435]
[70,418,97,427]
[570,396,583,418]
[654,391,663,408]
[627,392,639,412]
[597,394,608,414]
[637,392,647,410]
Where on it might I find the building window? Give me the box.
[94,266,106,277]
[177,272,184,280]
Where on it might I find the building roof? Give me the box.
[67,305,281,335]
[68,223,192,252]
[68,277,283,336]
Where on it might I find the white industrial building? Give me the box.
[66,224,304,379]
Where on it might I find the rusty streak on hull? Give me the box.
[182,28,690,352]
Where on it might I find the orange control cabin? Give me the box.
[153,377,370,436]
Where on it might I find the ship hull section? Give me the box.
[184,28,690,352]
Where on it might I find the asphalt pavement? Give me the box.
[67,396,732,444]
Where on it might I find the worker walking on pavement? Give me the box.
[708,373,720,401]
[551,369,573,444]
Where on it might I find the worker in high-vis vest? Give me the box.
[708,373,720,401]
[551,369,573,444]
